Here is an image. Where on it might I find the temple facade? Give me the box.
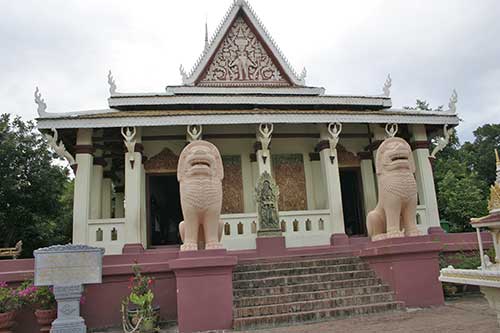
[36,0,459,255]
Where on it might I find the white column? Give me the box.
[101,176,112,219]
[124,128,144,245]
[241,150,255,213]
[256,148,272,175]
[90,154,104,220]
[410,124,441,231]
[319,126,345,235]
[72,129,93,244]
[359,152,377,215]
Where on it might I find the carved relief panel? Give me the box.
[144,148,179,174]
[272,154,307,211]
[221,155,244,214]
[198,15,289,86]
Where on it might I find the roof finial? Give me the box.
[447,89,458,113]
[34,87,48,117]
[382,74,392,97]
[204,16,209,51]
[179,65,188,84]
[107,70,117,95]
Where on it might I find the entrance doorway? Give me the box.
[340,168,366,236]
[147,174,183,246]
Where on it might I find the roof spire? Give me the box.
[204,16,209,51]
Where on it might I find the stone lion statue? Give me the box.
[177,140,224,251]
[366,137,420,241]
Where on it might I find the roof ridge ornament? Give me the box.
[107,70,117,95]
[34,87,48,117]
[447,89,458,113]
[298,68,307,85]
[382,74,392,97]
[179,65,188,84]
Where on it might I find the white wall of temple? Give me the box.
[75,122,441,254]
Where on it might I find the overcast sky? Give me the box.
[1,0,499,142]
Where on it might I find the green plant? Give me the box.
[122,264,158,332]
[0,282,21,313]
[16,280,56,310]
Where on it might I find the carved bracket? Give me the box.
[45,128,76,166]
[385,123,398,138]
[187,125,202,142]
[121,127,137,169]
[258,123,273,164]
[327,122,342,164]
[430,124,453,159]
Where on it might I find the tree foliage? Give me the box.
[0,114,72,257]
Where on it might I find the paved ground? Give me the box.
[96,295,499,333]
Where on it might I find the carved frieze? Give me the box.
[144,148,179,174]
[198,16,289,87]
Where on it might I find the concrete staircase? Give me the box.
[232,255,404,330]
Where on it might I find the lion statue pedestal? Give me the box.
[367,137,421,241]
[177,140,224,251]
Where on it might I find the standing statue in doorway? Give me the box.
[177,140,224,251]
[366,137,420,241]
[255,172,281,236]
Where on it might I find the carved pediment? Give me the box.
[198,14,290,87]
[144,148,179,174]
[337,145,360,167]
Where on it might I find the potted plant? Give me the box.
[121,264,159,333]
[0,281,21,331]
[18,280,56,332]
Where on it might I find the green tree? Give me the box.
[0,114,72,257]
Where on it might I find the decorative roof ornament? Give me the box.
[179,65,188,84]
[34,87,48,117]
[204,19,209,51]
[298,68,307,85]
[382,74,392,97]
[430,124,454,159]
[45,128,76,166]
[447,89,458,113]
[107,70,117,95]
[385,123,398,138]
[182,0,304,86]
[488,149,500,213]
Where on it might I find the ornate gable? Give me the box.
[180,0,305,87]
[198,14,290,87]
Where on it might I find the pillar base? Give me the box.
[170,250,237,333]
[361,235,444,307]
[256,236,286,257]
[121,243,145,254]
[330,233,350,246]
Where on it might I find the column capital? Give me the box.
[411,140,430,150]
[358,151,373,160]
[74,145,95,155]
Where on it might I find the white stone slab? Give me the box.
[34,244,104,286]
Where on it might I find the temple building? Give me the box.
[36,0,459,255]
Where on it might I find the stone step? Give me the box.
[234,256,362,273]
[232,301,404,330]
[233,262,369,281]
[234,284,392,308]
[234,292,396,318]
[233,270,376,289]
[234,277,384,298]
